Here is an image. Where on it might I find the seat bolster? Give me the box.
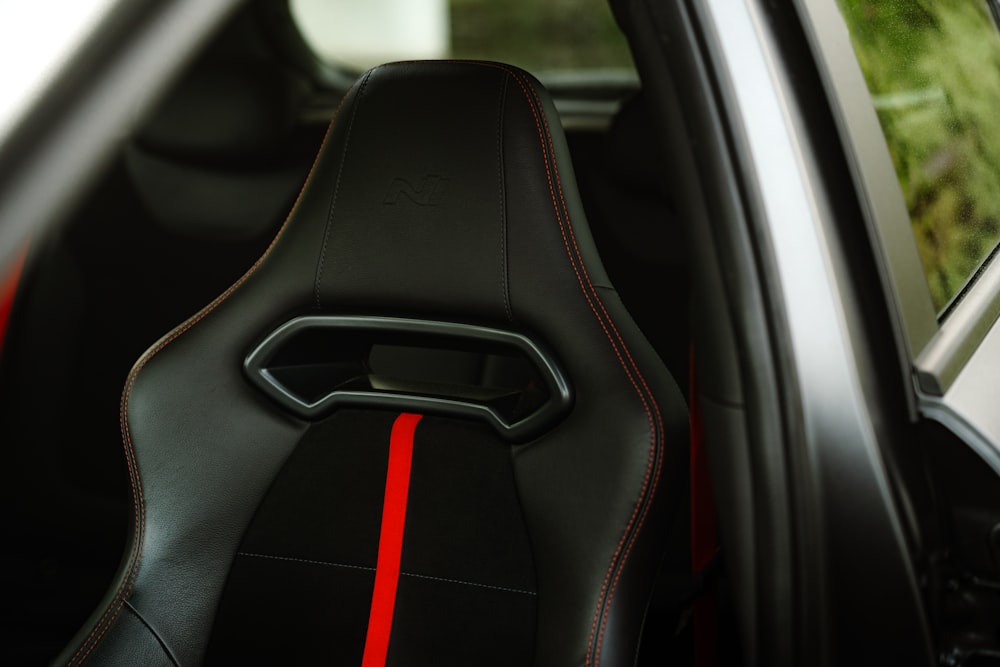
[497,67,689,667]
[58,601,175,667]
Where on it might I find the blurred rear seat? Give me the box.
[0,55,325,665]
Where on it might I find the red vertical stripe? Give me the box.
[690,348,718,667]
[361,412,423,667]
[0,246,28,359]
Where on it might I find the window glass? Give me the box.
[448,0,632,72]
[837,0,1000,312]
[289,0,633,75]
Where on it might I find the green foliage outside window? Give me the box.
[449,0,633,72]
[838,0,1000,311]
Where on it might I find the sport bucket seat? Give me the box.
[58,61,687,667]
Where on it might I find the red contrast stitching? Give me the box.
[499,65,664,667]
[67,100,346,667]
[455,61,664,667]
[525,81,664,666]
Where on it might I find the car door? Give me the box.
[612,0,987,664]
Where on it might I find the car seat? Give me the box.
[58,60,687,667]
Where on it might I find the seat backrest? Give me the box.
[59,61,687,667]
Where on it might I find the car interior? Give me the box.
[10,0,1000,665]
[0,1,718,665]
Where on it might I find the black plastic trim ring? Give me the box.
[244,316,573,441]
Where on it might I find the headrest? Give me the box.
[126,60,313,240]
[286,60,611,335]
[135,60,310,166]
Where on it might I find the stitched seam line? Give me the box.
[528,78,663,667]
[238,552,537,596]
[314,69,374,309]
[448,61,663,667]
[68,100,346,667]
[404,571,535,597]
[503,68,664,667]
[496,70,512,323]
[123,601,180,667]
[241,552,376,573]
[526,78,665,665]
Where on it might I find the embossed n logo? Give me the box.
[382,175,449,207]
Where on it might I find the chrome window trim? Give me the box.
[794,0,938,357]
[790,0,1000,397]
[796,0,1000,401]
[915,258,1000,395]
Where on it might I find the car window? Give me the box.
[837,0,1000,314]
[289,0,633,76]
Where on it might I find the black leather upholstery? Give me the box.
[58,61,687,666]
